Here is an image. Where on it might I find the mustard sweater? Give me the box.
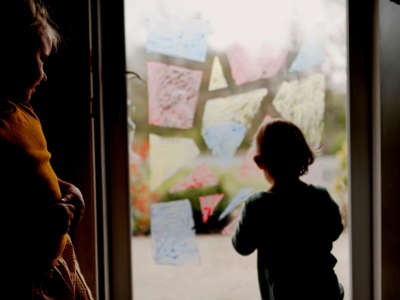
[0,100,93,300]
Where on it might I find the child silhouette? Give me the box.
[232,120,344,300]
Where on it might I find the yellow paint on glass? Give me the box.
[208,56,228,91]
[149,134,200,190]
[272,73,325,149]
[202,88,268,129]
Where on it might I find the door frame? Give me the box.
[91,1,381,299]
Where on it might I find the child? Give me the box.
[0,1,93,299]
[232,120,344,300]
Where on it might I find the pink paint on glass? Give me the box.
[239,146,260,177]
[169,164,218,193]
[222,217,239,235]
[227,44,287,85]
[147,61,203,129]
[199,193,224,223]
[239,114,273,177]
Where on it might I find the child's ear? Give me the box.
[254,155,264,169]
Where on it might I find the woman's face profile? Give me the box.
[4,34,52,103]
[23,36,52,102]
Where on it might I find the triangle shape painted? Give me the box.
[208,56,228,91]
[199,194,224,223]
[199,193,224,223]
[202,122,247,163]
[202,88,267,129]
[219,187,254,220]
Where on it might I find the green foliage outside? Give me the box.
[334,141,348,228]
[321,91,347,155]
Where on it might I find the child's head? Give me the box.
[254,120,314,184]
[1,0,60,103]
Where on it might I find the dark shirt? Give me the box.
[232,180,343,300]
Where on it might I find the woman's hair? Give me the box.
[256,120,314,180]
[3,1,60,51]
[23,0,61,50]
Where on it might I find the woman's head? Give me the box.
[22,0,60,50]
[1,0,60,103]
[254,120,314,183]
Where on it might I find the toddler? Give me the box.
[232,120,344,300]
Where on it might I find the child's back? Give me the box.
[233,181,343,300]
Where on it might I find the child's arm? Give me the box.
[232,195,259,255]
[322,189,344,241]
[329,196,344,241]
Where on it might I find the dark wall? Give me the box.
[379,1,400,299]
[37,1,92,175]
[32,0,97,296]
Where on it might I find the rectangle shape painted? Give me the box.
[151,199,200,265]
[146,18,208,62]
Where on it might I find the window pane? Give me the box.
[125,0,349,299]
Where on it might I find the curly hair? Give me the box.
[256,120,314,180]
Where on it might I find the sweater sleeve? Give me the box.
[321,188,344,241]
[232,193,260,255]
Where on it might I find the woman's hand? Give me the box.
[58,178,85,231]
[36,201,75,268]
[45,201,76,236]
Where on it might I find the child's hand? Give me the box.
[58,178,85,231]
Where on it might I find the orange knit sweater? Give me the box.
[0,100,93,300]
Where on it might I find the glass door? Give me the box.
[124,1,349,299]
